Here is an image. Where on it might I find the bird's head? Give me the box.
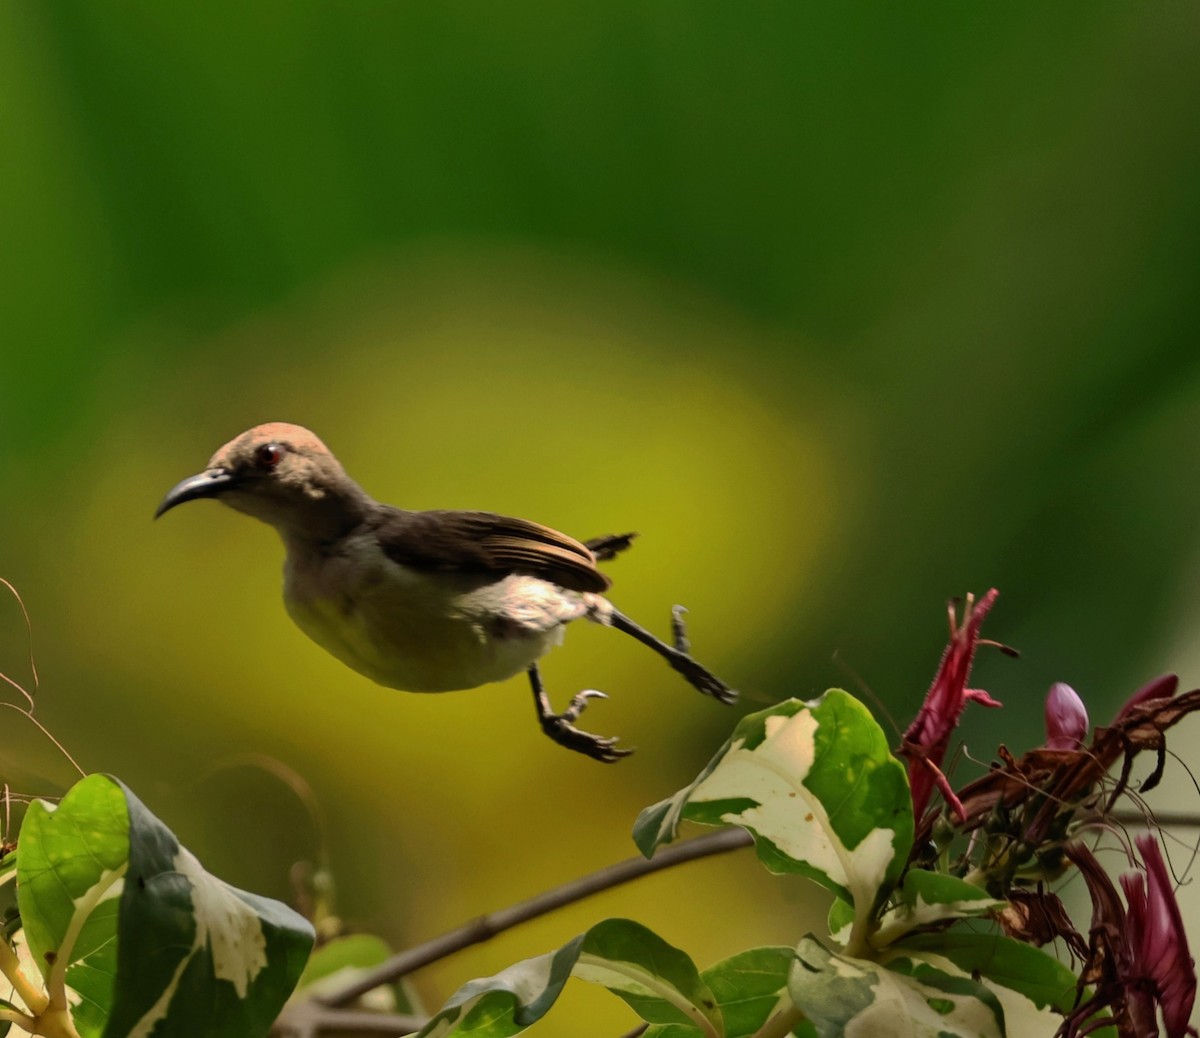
[156,423,371,540]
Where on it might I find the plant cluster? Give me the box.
[1,588,1197,1037]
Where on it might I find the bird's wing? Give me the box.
[373,509,612,593]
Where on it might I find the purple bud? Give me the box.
[1044,682,1088,749]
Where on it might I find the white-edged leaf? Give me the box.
[634,693,913,934]
[789,935,1006,1038]
[873,872,1004,947]
[415,919,719,1038]
[882,943,1065,1035]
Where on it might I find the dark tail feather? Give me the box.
[584,532,638,562]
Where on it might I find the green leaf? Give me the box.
[17,774,314,1038]
[293,933,422,1014]
[644,947,820,1038]
[295,934,391,992]
[415,919,720,1038]
[790,935,1008,1038]
[634,693,913,919]
[18,773,128,1036]
[873,872,1005,947]
[826,898,854,947]
[896,931,1078,1013]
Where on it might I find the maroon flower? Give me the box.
[1122,834,1197,1038]
[1045,682,1089,750]
[1117,674,1180,723]
[1064,836,1197,1038]
[900,589,1003,821]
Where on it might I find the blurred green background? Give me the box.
[4,3,1200,1033]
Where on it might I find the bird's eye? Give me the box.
[255,443,285,469]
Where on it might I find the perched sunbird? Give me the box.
[156,423,736,761]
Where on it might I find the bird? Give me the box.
[155,423,737,761]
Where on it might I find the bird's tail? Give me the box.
[584,531,638,562]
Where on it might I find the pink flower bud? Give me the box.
[1044,682,1088,749]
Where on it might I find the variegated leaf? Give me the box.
[895,932,1077,1014]
[17,774,313,1038]
[872,872,1004,947]
[634,693,913,928]
[790,935,1007,1038]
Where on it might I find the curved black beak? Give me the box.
[155,468,238,518]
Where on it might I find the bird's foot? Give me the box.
[668,604,736,703]
[669,653,738,705]
[671,604,691,654]
[608,605,739,706]
[541,691,632,763]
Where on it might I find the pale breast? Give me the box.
[282,538,590,692]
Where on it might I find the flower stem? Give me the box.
[0,1006,39,1032]
[752,1003,806,1038]
[0,936,48,1016]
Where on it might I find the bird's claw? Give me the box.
[562,688,608,723]
[541,709,633,763]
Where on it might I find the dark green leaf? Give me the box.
[416,919,719,1038]
[897,931,1078,1012]
[103,779,314,1038]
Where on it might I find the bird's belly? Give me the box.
[284,568,579,693]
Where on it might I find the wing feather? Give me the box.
[372,509,611,593]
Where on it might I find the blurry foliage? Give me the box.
[2,4,1200,1035]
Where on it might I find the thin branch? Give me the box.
[0,704,86,779]
[1108,808,1200,829]
[319,828,753,1009]
[271,1002,424,1037]
[0,577,38,704]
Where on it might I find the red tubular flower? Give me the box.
[900,589,1003,821]
[1044,682,1089,749]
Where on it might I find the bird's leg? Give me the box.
[527,664,633,763]
[608,607,737,705]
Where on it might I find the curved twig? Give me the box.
[319,827,753,1009]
